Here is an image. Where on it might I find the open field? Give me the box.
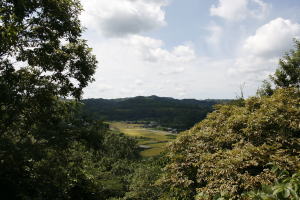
[109,122,177,157]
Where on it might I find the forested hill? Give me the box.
[81,96,230,130]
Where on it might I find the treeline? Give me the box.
[81,96,229,130]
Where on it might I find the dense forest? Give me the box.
[82,96,229,130]
[0,0,299,200]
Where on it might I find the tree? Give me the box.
[159,88,300,200]
[124,158,165,200]
[0,0,97,135]
[0,1,106,199]
[271,40,300,89]
[0,0,97,98]
[0,2,144,199]
[257,39,300,97]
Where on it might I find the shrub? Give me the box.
[159,88,300,199]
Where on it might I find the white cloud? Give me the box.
[159,67,185,75]
[228,55,277,77]
[227,18,300,91]
[123,35,196,63]
[244,18,300,57]
[210,0,269,21]
[81,0,167,37]
[82,31,240,99]
[226,55,278,96]
[82,34,203,99]
[206,23,223,45]
[175,87,187,97]
[84,83,113,98]
[97,84,113,91]
[134,79,144,86]
[172,45,197,62]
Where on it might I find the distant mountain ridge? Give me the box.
[81,96,231,130]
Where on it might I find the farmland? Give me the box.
[109,122,177,157]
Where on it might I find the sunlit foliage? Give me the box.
[159,88,300,199]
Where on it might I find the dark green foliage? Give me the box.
[271,40,300,89]
[124,157,168,200]
[0,1,141,199]
[82,96,229,130]
[109,153,175,200]
[245,169,300,200]
[0,99,141,199]
[257,39,300,97]
[0,0,97,99]
[256,80,274,97]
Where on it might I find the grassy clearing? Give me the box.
[109,122,177,157]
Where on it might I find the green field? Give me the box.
[109,122,177,157]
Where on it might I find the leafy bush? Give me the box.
[245,169,300,200]
[0,99,141,199]
[159,88,300,199]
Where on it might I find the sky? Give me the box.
[80,0,300,99]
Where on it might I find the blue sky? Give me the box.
[80,0,300,99]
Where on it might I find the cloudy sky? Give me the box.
[80,0,300,99]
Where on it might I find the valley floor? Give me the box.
[109,122,177,157]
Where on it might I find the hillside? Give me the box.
[81,96,230,130]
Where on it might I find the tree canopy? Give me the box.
[159,88,300,199]
[0,0,97,99]
[271,40,300,89]
[257,39,300,97]
[0,1,141,199]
